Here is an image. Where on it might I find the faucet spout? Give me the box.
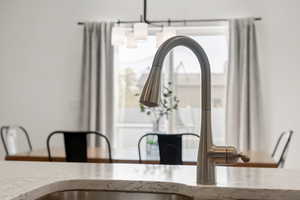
[139,36,248,185]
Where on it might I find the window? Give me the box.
[114,24,228,152]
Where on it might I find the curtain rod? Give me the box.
[77,17,262,26]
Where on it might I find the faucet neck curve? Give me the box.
[152,36,212,111]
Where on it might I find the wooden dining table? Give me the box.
[5,147,277,168]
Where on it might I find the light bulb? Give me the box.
[111,26,126,46]
[133,23,148,40]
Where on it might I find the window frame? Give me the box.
[113,23,229,149]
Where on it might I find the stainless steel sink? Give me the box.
[36,190,193,200]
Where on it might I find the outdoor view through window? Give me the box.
[114,26,228,160]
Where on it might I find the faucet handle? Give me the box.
[208,146,251,163]
[238,153,250,162]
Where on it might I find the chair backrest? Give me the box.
[271,130,293,168]
[138,133,199,165]
[0,125,32,156]
[47,131,112,162]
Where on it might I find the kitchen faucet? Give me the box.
[139,36,250,185]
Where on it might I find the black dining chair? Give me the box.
[138,133,200,165]
[46,131,112,162]
[0,125,33,156]
[271,130,293,168]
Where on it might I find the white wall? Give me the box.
[254,1,300,168]
[0,0,299,168]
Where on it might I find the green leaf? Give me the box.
[140,104,146,112]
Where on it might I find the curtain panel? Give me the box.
[226,18,262,151]
[79,22,115,147]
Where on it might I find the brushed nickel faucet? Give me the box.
[139,36,249,185]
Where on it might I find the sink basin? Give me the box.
[36,190,193,200]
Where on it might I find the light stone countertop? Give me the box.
[1,161,300,200]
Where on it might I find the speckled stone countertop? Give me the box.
[1,161,300,200]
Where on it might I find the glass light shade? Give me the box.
[126,32,138,48]
[111,26,126,46]
[156,31,165,48]
[162,26,176,40]
[133,23,148,40]
[155,26,177,47]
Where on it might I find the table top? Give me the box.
[5,146,277,168]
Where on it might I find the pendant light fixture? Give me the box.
[98,0,261,48]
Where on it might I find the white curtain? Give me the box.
[79,22,115,146]
[225,18,262,151]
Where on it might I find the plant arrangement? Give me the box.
[136,82,180,132]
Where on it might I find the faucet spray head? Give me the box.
[139,66,161,107]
